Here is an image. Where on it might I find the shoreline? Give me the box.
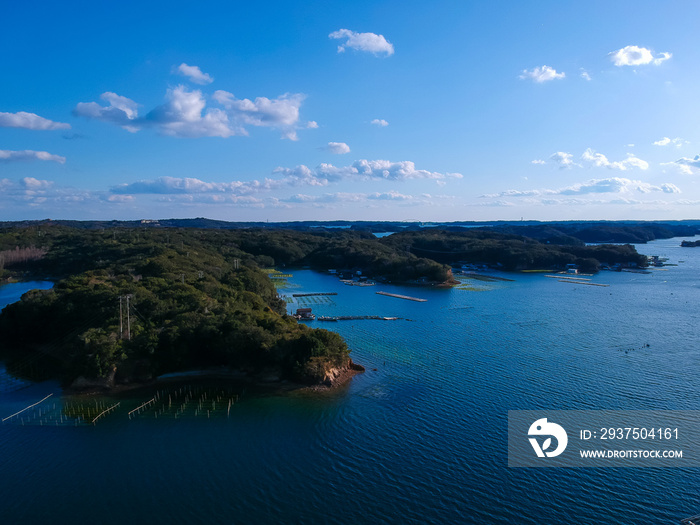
[64,362,366,398]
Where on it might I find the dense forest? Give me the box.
[0,226,353,388]
[0,222,661,388]
[380,229,649,272]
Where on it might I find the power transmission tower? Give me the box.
[119,295,133,340]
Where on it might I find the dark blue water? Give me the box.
[1,242,699,524]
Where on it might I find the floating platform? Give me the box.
[545,275,592,281]
[376,291,427,302]
[557,280,609,287]
[292,292,338,297]
[462,272,515,282]
[318,315,401,321]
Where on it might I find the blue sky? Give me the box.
[2,0,699,221]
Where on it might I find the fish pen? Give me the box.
[294,295,336,306]
[1,394,105,427]
[1,385,243,426]
[125,385,241,420]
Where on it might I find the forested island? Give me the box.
[0,220,668,389]
[680,240,700,247]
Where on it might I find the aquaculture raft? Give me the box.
[376,291,427,302]
[292,293,338,297]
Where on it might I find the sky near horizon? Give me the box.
[2,0,700,222]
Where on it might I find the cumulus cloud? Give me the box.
[531,159,546,165]
[541,149,649,171]
[351,159,462,181]
[371,118,389,127]
[559,178,674,195]
[282,193,365,204]
[329,29,394,56]
[0,177,106,209]
[110,159,460,200]
[326,142,350,154]
[580,69,592,81]
[581,148,649,171]
[212,89,305,140]
[653,137,687,148]
[0,149,66,164]
[367,190,413,201]
[74,92,141,132]
[146,86,236,138]
[107,194,135,203]
[174,63,214,85]
[75,85,307,139]
[609,45,672,67]
[111,176,280,195]
[483,177,680,199]
[274,159,462,186]
[550,151,576,168]
[667,155,700,175]
[0,111,70,130]
[280,191,450,207]
[519,65,565,83]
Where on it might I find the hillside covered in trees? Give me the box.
[0,222,653,388]
[0,226,354,388]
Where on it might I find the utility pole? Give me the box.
[126,295,131,340]
[119,294,133,340]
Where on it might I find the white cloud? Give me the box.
[581,148,649,171]
[329,29,394,56]
[531,159,546,165]
[274,165,330,187]
[484,177,680,199]
[111,176,280,195]
[110,159,460,199]
[282,193,365,204]
[0,149,66,164]
[326,142,350,154]
[74,92,141,132]
[306,121,319,128]
[550,151,576,168]
[174,63,214,85]
[653,137,687,148]
[350,159,462,182]
[371,118,389,127]
[519,65,565,83]
[609,45,672,67]
[667,155,700,175]
[212,89,305,140]
[0,111,70,130]
[580,69,592,81]
[367,190,413,201]
[146,86,236,138]
[21,177,53,190]
[76,85,307,139]
[0,177,103,208]
[653,52,672,66]
[107,194,135,203]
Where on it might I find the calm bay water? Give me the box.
[1,239,699,524]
